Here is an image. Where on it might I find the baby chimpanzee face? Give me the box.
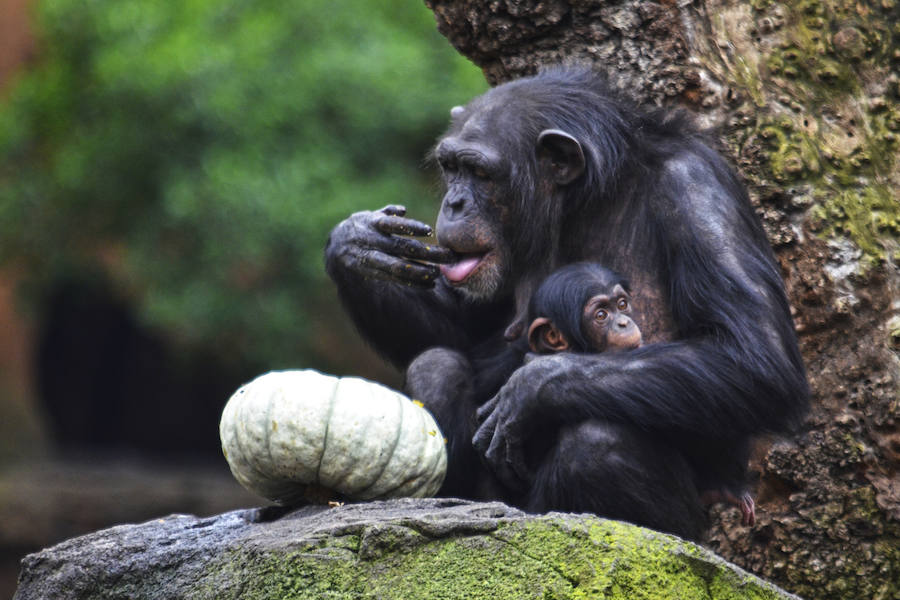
[580,284,642,352]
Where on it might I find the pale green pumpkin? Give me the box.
[220,369,447,504]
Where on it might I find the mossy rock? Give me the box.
[14,498,801,599]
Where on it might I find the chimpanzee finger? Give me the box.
[380,205,407,217]
[357,226,454,266]
[389,236,456,264]
[358,247,441,287]
[475,395,499,424]
[473,407,502,461]
[484,434,526,492]
[373,213,435,238]
[741,495,756,526]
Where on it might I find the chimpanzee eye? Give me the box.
[472,166,490,180]
[441,160,457,174]
[595,309,608,321]
[617,298,628,310]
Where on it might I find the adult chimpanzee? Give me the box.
[525,262,642,354]
[324,66,808,539]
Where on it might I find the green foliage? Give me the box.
[0,0,486,368]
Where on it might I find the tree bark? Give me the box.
[423,1,900,598]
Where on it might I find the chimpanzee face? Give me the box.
[432,94,585,303]
[433,107,514,302]
[581,284,642,352]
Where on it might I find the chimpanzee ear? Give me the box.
[537,129,585,185]
[527,317,570,353]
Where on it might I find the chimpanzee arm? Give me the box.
[404,348,485,497]
[473,152,810,489]
[476,333,807,489]
[325,205,478,366]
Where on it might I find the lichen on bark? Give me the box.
[694,3,900,597]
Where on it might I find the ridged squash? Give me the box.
[219,369,447,504]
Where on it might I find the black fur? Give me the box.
[325,66,809,540]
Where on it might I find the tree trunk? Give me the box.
[423,1,900,598]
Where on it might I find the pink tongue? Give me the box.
[441,256,482,283]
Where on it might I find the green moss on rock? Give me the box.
[192,515,798,600]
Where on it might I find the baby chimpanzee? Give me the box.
[524,262,755,526]
[406,261,754,528]
[525,262,642,355]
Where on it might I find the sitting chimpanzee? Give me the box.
[408,261,755,527]
[324,66,807,539]
[405,262,648,507]
[527,262,755,525]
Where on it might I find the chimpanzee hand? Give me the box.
[325,205,455,288]
[473,354,569,491]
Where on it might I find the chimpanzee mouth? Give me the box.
[440,253,487,284]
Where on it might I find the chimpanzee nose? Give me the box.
[442,191,468,218]
[446,195,465,210]
[616,318,629,328]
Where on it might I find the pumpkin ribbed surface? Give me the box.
[220,369,447,504]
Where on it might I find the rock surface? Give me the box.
[14,498,802,600]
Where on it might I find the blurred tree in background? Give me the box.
[0,3,484,593]
[0,0,486,375]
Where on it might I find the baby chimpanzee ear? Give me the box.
[527,317,570,353]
